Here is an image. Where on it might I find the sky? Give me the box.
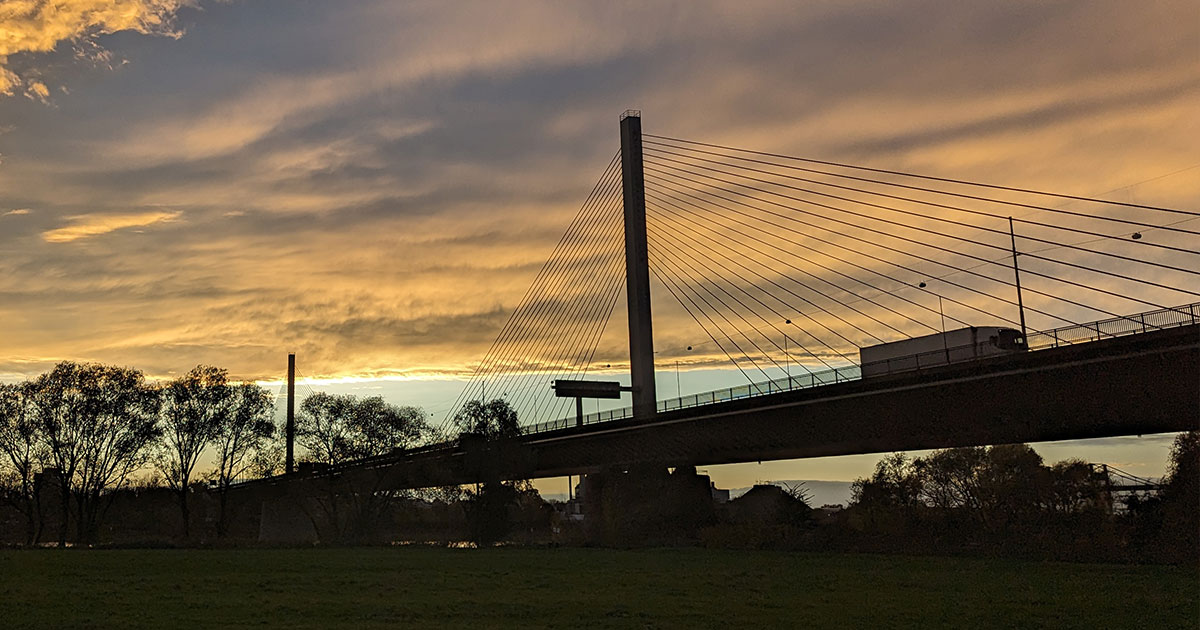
[0,1,1196,490]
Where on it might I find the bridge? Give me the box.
[241,110,1200,496]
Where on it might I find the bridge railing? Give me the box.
[1026,302,1199,350]
[520,363,863,435]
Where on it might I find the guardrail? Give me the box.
[520,363,863,435]
[1026,302,1199,350]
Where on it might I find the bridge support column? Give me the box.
[620,110,657,419]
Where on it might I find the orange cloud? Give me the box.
[0,0,192,99]
[41,210,180,243]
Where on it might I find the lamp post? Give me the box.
[1009,216,1028,340]
[920,282,950,363]
[784,319,792,390]
[675,360,681,398]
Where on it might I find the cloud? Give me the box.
[41,210,181,242]
[0,0,194,99]
[3,208,30,216]
[0,0,1196,393]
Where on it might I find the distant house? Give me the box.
[726,484,811,524]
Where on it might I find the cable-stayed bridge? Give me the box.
[247,110,1199,492]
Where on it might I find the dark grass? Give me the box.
[0,547,1195,629]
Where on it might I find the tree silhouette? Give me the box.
[211,382,275,538]
[0,382,45,544]
[31,362,161,545]
[297,392,428,465]
[156,365,232,538]
[452,398,521,441]
[452,398,526,545]
[29,362,101,547]
[295,392,430,542]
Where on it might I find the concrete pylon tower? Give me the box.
[620,110,657,419]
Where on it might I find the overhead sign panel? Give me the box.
[553,379,626,399]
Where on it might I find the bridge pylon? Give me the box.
[620,110,657,419]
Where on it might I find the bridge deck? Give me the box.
[237,322,1198,493]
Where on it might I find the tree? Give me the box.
[452,398,526,545]
[1159,431,1199,558]
[30,362,99,547]
[851,453,923,510]
[971,444,1046,532]
[1042,459,1109,516]
[72,365,161,545]
[0,382,45,544]
[295,392,431,542]
[211,382,275,537]
[31,362,161,546]
[297,392,429,465]
[156,366,232,538]
[914,447,987,514]
[452,398,521,441]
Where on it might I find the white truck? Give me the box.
[859,326,1027,378]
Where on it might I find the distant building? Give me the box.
[710,481,730,504]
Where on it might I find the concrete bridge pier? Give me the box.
[579,464,716,545]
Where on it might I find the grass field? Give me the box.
[0,547,1195,629]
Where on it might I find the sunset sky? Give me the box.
[1,1,1196,489]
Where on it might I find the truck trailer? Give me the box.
[859,327,1027,378]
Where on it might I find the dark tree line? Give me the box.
[841,437,1198,562]
[1,364,534,547]
[0,362,277,546]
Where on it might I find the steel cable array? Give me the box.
[438,152,627,435]
[443,133,1198,433]
[640,134,1199,388]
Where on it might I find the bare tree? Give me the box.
[297,393,428,465]
[295,392,430,542]
[156,365,231,538]
[31,362,160,546]
[211,382,275,537]
[0,382,45,544]
[30,362,98,547]
[72,364,161,545]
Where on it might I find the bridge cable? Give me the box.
[646,172,1100,328]
[648,192,952,334]
[646,220,851,371]
[648,248,787,381]
[643,134,1200,221]
[645,186,1028,329]
[648,266,760,387]
[644,149,1200,280]
[442,153,622,433]
[644,165,1181,321]
[644,159,1200,302]
[646,145,1200,259]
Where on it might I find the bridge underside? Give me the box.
[249,324,1199,494]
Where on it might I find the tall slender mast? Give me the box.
[1009,217,1028,339]
[286,352,295,474]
